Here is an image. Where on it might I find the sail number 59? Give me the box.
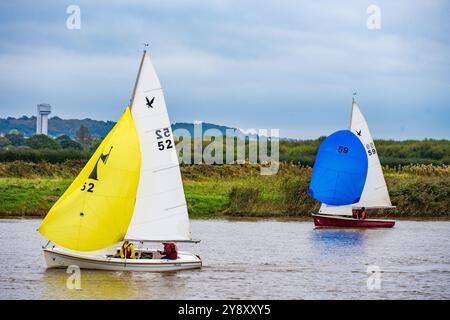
[156,127,173,151]
[366,143,376,156]
[338,146,349,154]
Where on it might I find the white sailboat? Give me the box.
[38,50,202,271]
[312,98,396,228]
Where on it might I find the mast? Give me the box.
[130,48,147,109]
[349,92,357,129]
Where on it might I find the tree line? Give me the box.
[0,126,99,163]
[0,128,448,166]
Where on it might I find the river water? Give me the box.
[0,218,449,299]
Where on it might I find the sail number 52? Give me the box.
[81,182,94,192]
[156,127,173,151]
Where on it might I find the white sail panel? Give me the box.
[319,203,353,216]
[125,51,191,241]
[349,102,392,208]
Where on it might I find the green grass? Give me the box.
[0,178,71,216]
[184,181,228,218]
[0,162,449,218]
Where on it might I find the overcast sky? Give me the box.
[0,0,449,139]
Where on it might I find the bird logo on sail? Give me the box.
[356,129,362,136]
[88,146,113,181]
[146,96,155,108]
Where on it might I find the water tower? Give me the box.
[36,104,51,135]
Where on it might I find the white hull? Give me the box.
[43,246,202,272]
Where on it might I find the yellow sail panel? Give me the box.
[38,107,141,251]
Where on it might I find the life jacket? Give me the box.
[361,210,366,220]
[120,242,135,259]
[164,242,178,260]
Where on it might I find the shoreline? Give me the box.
[2,214,449,222]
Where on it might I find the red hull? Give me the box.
[313,214,395,228]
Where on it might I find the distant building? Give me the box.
[36,104,51,135]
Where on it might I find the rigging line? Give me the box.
[153,164,179,173]
[144,87,163,93]
[165,203,187,211]
[144,125,173,134]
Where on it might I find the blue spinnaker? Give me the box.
[308,130,368,206]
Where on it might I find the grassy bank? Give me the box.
[0,161,448,219]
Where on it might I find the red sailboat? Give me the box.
[311,98,395,228]
[312,214,395,228]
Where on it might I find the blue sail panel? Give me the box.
[308,130,368,206]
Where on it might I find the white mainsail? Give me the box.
[349,101,392,208]
[125,51,191,241]
[319,100,392,216]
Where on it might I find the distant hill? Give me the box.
[0,116,115,138]
[0,116,248,139]
[172,122,259,138]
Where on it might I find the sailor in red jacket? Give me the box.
[160,242,178,260]
[360,207,366,220]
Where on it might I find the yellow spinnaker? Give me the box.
[38,107,141,251]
